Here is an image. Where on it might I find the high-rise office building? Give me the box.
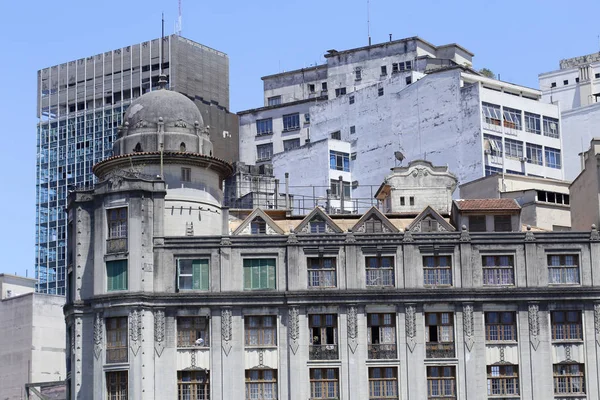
[36,35,238,294]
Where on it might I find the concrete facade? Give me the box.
[0,275,66,400]
[570,138,600,231]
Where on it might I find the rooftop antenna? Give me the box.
[159,13,168,89]
[367,0,371,46]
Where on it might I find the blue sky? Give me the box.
[1,0,599,277]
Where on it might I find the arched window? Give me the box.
[180,142,186,152]
[133,143,142,152]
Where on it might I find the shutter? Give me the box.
[106,263,114,291]
[192,261,202,290]
[200,261,209,290]
[243,260,252,290]
[267,261,276,289]
[121,260,128,290]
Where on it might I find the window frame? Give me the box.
[177,258,210,291]
[543,116,560,138]
[283,138,300,152]
[267,96,281,106]
[245,315,277,347]
[482,102,502,126]
[243,258,277,291]
[482,255,515,286]
[181,167,191,182]
[426,366,456,399]
[468,215,486,232]
[548,254,580,285]
[485,311,517,342]
[245,369,278,400]
[310,368,339,399]
[282,113,300,132]
[365,256,395,287]
[493,215,512,232]
[256,143,273,161]
[503,107,522,130]
[106,260,128,292]
[487,364,520,397]
[423,255,452,287]
[308,257,337,288]
[553,363,585,395]
[106,316,128,363]
[178,370,209,400]
[368,367,398,399]
[177,316,210,347]
[329,150,350,172]
[106,371,128,400]
[107,207,128,239]
[551,310,583,342]
[545,146,561,169]
[526,143,543,165]
[256,118,273,136]
[524,112,541,134]
[504,138,523,159]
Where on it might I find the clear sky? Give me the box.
[1,0,599,277]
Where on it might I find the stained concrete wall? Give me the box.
[263,66,328,105]
[570,140,600,230]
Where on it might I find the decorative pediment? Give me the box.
[233,208,285,235]
[295,207,343,234]
[407,206,455,233]
[351,206,399,234]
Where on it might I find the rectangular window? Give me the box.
[484,134,502,157]
[108,207,127,238]
[553,363,585,394]
[305,113,311,123]
[310,368,339,399]
[178,371,209,400]
[405,76,412,85]
[482,102,502,126]
[405,61,412,70]
[245,369,277,400]
[256,118,273,136]
[106,371,128,400]
[425,313,455,358]
[487,365,519,396]
[355,69,362,81]
[283,138,300,152]
[245,316,277,347]
[485,312,517,341]
[378,87,384,96]
[331,130,341,140]
[308,83,316,93]
[349,95,355,105]
[256,143,273,161]
[350,125,356,134]
[504,139,523,159]
[409,197,415,206]
[366,256,394,287]
[309,217,327,233]
[329,150,350,172]
[243,258,276,290]
[524,112,541,134]
[177,316,210,347]
[543,116,560,138]
[537,191,569,205]
[381,65,387,76]
[322,82,328,91]
[177,259,209,291]
[563,80,569,85]
[423,256,452,286]
[427,366,456,399]
[392,63,399,73]
[482,255,515,285]
[368,367,398,399]
[335,87,346,97]
[106,260,128,291]
[309,315,338,360]
[308,257,337,288]
[494,215,512,232]
[181,167,191,182]
[551,82,557,88]
[106,317,128,363]
[545,147,561,169]
[267,96,281,106]
[330,179,351,198]
[251,217,267,234]
[485,165,503,176]
[526,143,543,165]
[551,311,583,341]
[399,62,406,72]
[282,113,300,131]
[548,254,580,284]
[503,107,522,130]
[400,197,405,206]
[367,314,397,360]
[469,215,486,232]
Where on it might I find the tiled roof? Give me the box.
[454,199,520,211]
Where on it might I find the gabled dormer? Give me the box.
[233,208,285,235]
[295,207,343,234]
[351,206,399,233]
[407,206,455,232]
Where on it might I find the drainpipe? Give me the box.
[339,175,345,214]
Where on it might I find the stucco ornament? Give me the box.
[93,313,103,359]
[154,310,165,357]
[460,225,470,242]
[463,304,475,351]
[403,229,414,243]
[221,308,233,355]
[405,305,417,352]
[525,225,535,242]
[288,307,300,354]
[130,309,142,356]
[528,303,540,350]
[591,224,600,241]
[594,303,600,346]
[347,306,358,353]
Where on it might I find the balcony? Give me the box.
[106,237,127,254]
[309,344,338,360]
[426,342,455,359]
[106,347,128,363]
[368,343,397,359]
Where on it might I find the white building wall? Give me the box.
[560,102,600,180]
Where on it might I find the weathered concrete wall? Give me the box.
[570,141,600,230]
[263,66,328,105]
[31,295,66,383]
[561,103,600,180]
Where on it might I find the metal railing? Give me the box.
[426,342,455,359]
[368,343,397,359]
[309,344,339,360]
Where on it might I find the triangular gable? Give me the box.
[407,206,455,232]
[294,207,343,234]
[351,206,399,233]
[233,208,285,235]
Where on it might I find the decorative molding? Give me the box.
[258,349,265,367]
[154,310,165,357]
[220,237,232,246]
[174,118,187,128]
[499,346,505,363]
[134,119,148,129]
[129,309,142,356]
[405,305,417,352]
[528,303,540,350]
[222,308,232,355]
[594,303,600,346]
[591,224,600,241]
[463,304,475,351]
[565,345,572,362]
[347,306,358,353]
[345,232,356,243]
[525,225,535,242]
[93,313,103,359]
[191,349,197,368]
[288,307,300,354]
[460,225,470,242]
[403,229,414,243]
[287,233,299,244]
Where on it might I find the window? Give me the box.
[331,130,341,140]
[494,215,512,232]
[335,87,346,97]
[245,370,277,400]
[400,197,405,206]
[368,314,396,359]
[177,317,210,347]
[355,68,362,81]
[563,80,569,85]
[392,63,399,73]
[469,215,486,232]
[267,96,281,106]
[551,82,557,88]
[425,313,455,358]
[322,82,328,91]
[256,118,273,136]
[504,138,523,159]
[427,366,456,399]
[548,255,580,284]
[330,180,351,198]
[482,255,515,285]
[106,260,128,291]
[484,134,502,157]
[256,143,273,161]
[369,367,398,399]
[310,217,327,233]
[524,112,541,134]
[485,165,503,176]
[503,107,522,130]
[251,217,267,234]
[378,87,384,96]
[399,62,406,72]
[282,113,300,131]
[349,95,355,105]
[487,365,519,397]
[330,150,350,172]
[309,315,338,360]
[381,65,387,75]
[485,312,516,341]
[310,368,339,399]
[545,147,561,169]
[554,363,585,395]
[409,197,415,206]
[421,217,439,232]
[308,83,316,93]
[537,191,570,205]
[305,113,311,123]
[596,73,600,79]
[423,256,452,286]
[180,142,186,152]
[405,61,412,70]
[366,256,394,286]
[283,138,300,152]
[575,77,580,83]
[551,311,582,341]
[543,116,560,138]
[482,102,502,126]
[108,207,127,238]
[350,125,356,134]
[308,257,337,288]
[405,76,412,85]
[243,258,276,290]
[245,316,277,346]
[106,317,128,363]
[177,259,209,291]
[181,167,191,182]
[178,371,209,400]
[364,216,384,234]
[526,143,543,165]
[106,371,128,400]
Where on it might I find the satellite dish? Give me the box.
[394,151,405,162]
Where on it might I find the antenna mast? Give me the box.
[176,0,183,36]
[367,0,371,46]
